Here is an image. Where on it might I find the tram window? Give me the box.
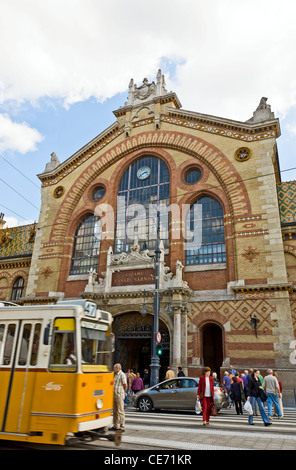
[81,322,112,372]
[3,324,16,365]
[49,318,76,371]
[18,323,32,366]
[30,323,41,366]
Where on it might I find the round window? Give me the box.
[185,168,202,184]
[93,186,106,201]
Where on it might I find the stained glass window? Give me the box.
[115,156,170,253]
[185,196,226,266]
[70,214,101,274]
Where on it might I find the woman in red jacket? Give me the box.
[197,366,215,425]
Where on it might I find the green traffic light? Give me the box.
[157,345,163,356]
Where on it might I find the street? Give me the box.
[0,406,295,452]
[101,405,296,451]
[67,404,296,451]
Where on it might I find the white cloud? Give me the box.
[1,0,296,122]
[0,113,44,154]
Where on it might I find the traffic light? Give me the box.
[157,344,163,356]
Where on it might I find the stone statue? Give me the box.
[43,152,60,173]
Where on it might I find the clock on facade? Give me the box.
[137,166,151,180]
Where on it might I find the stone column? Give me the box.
[181,312,188,375]
[173,310,181,371]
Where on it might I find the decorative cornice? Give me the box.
[231,282,293,294]
[163,110,280,143]
[0,260,31,270]
[82,287,193,302]
[38,123,122,186]
[20,296,59,305]
[38,109,280,188]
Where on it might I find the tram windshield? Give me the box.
[48,317,112,372]
[81,320,112,372]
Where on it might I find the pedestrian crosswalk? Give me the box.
[126,406,296,432]
[123,407,296,450]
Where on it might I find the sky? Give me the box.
[1,0,296,228]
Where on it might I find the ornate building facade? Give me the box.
[2,71,296,403]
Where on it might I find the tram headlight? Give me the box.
[96,398,103,410]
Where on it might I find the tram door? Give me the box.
[0,320,41,434]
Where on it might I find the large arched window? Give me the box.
[11,276,25,300]
[115,156,170,253]
[70,214,101,275]
[185,196,226,266]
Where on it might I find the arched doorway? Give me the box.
[113,312,170,380]
[202,323,223,379]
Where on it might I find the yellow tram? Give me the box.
[0,299,116,446]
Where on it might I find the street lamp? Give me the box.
[150,210,161,387]
[250,314,260,337]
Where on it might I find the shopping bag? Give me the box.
[195,398,202,414]
[243,400,253,415]
[210,403,217,416]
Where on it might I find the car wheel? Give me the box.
[138,396,153,412]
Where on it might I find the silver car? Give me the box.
[132,377,229,412]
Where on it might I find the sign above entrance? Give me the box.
[111,268,155,287]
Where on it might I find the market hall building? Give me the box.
[1,70,296,404]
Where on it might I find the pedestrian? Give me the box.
[247,370,271,426]
[273,371,284,417]
[197,366,215,425]
[110,363,127,432]
[223,371,231,406]
[212,372,219,385]
[127,369,136,402]
[230,376,245,415]
[228,364,236,375]
[124,369,131,405]
[177,366,185,377]
[165,366,175,379]
[242,370,249,403]
[131,372,144,393]
[235,372,243,385]
[263,369,283,420]
[143,369,150,389]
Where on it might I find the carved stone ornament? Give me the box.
[127,69,168,106]
[43,152,61,173]
[234,147,251,162]
[0,230,10,247]
[53,186,65,198]
[133,78,156,101]
[84,239,189,294]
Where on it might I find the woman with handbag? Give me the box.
[197,366,216,425]
[247,370,271,427]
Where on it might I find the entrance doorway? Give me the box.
[202,323,223,379]
[113,312,169,380]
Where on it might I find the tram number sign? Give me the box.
[156,332,161,343]
[85,301,97,318]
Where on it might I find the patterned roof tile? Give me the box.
[277,181,296,224]
[0,223,36,260]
